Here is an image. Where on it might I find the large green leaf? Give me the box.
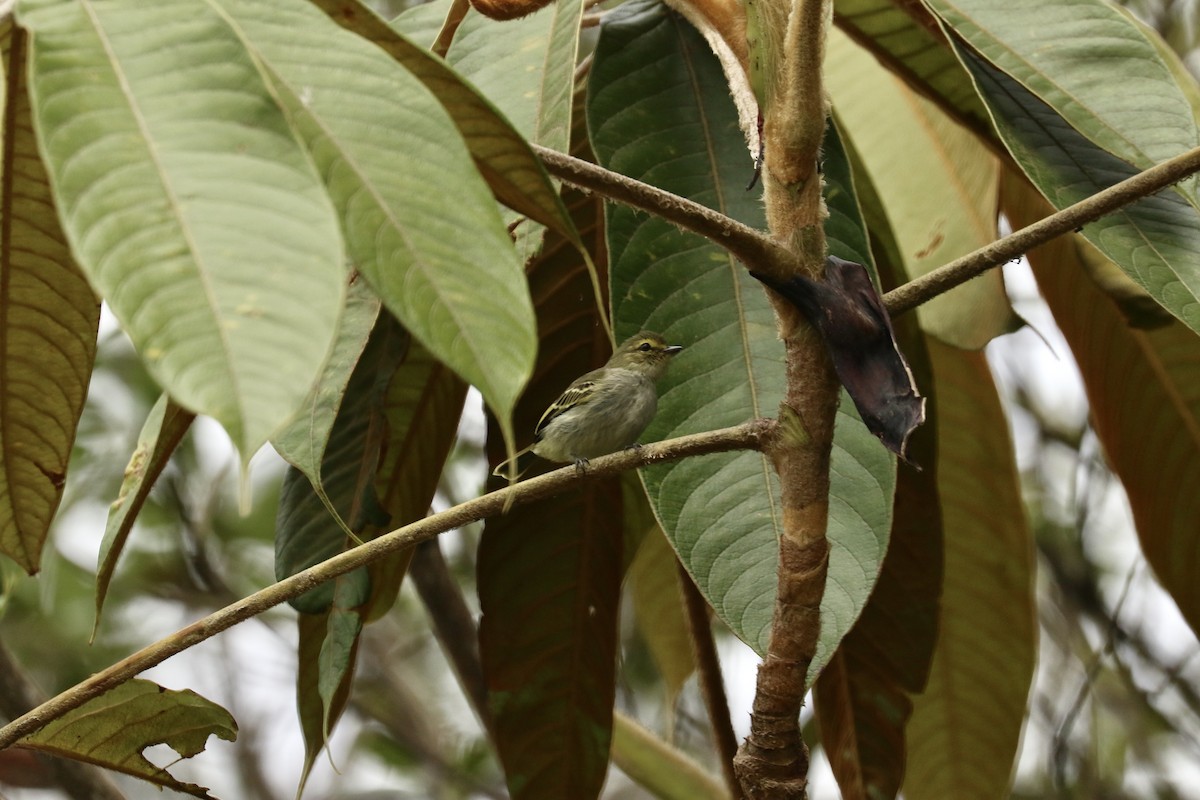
[827,27,1011,349]
[1004,176,1200,637]
[957,40,1200,335]
[436,0,585,267]
[444,0,582,153]
[926,0,1200,181]
[0,21,99,573]
[310,0,579,244]
[17,679,237,799]
[214,0,535,446]
[20,0,346,456]
[832,0,992,139]
[903,341,1034,800]
[591,0,895,673]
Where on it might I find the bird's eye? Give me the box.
[638,342,653,352]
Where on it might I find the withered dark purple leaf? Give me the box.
[751,256,926,461]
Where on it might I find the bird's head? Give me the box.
[608,331,683,378]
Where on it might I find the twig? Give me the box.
[532,144,1200,321]
[1052,566,1138,792]
[0,420,774,751]
[411,538,494,737]
[883,145,1200,316]
[532,143,796,274]
[678,563,743,799]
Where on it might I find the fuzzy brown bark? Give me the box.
[733,0,835,794]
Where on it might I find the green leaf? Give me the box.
[1004,176,1200,638]
[445,0,583,153]
[295,580,363,796]
[94,394,195,638]
[926,0,1200,178]
[627,525,695,707]
[20,0,347,456]
[0,21,99,574]
[903,341,1034,800]
[413,0,589,271]
[957,40,1200,335]
[610,711,728,800]
[827,27,1012,349]
[275,318,405,613]
[213,0,535,451]
[591,0,895,674]
[17,679,237,799]
[312,0,579,244]
[832,0,993,140]
[272,277,381,498]
[365,338,466,622]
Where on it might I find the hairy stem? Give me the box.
[732,0,834,796]
[0,421,774,751]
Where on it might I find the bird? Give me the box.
[493,331,683,478]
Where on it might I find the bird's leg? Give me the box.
[571,455,590,474]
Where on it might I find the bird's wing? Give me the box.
[533,369,603,439]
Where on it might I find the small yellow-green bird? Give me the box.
[493,331,683,477]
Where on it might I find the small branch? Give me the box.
[0,421,774,751]
[678,563,743,799]
[411,538,494,738]
[883,145,1200,316]
[535,143,1200,324]
[532,144,795,273]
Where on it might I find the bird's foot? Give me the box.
[572,455,590,474]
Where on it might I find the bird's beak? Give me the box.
[665,345,683,355]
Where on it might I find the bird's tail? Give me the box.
[491,444,536,481]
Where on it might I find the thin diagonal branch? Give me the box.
[884,145,1200,315]
[0,420,775,752]
[532,143,795,273]
[678,562,743,799]
[534,143,1200,320]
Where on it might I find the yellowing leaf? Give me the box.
[0,21,99,573]
[827,27,1011,349]
[904,341,1035,800]
[18,679,237,799]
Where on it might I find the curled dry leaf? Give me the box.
[752,256,926,460]
[469,0,554,21]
